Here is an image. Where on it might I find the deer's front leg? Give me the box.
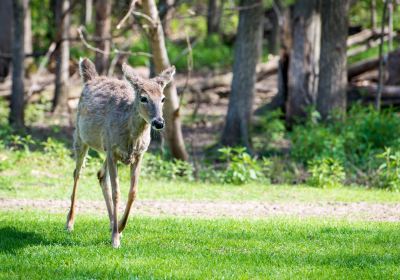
[119,154,142,233]
[107,153,121,248]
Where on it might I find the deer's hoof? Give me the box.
[112,233,121,248]
[112,238,120,248]
[66,222,74,232]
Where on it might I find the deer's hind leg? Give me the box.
[97,160,113,229]
[66,139,88,232]
[107,153,121,248]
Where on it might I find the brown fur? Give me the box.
[66,58,175,248]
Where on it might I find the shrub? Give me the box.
[142,153,194,181]
[291,123,346,164]
[260,110,286,142]
[343,106,400,167]
[307,157,345,188]
[9,135,36,153]
[42,137,70,160]
[218,147,268,185]
[291,106,400,171]
[375,148,400,191]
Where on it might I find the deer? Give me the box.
[66,57,175,248]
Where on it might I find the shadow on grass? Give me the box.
[0,226,49,253]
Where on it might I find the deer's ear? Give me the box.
[153,66,176,88]
[122,63,144,90]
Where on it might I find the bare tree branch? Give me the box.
[77,26,152,58]
[116,0,138,29]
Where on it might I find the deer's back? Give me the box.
[76,76,135,152]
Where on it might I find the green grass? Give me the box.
[0,150,400,203]
[1,211,400,279]
[1,149,400,203]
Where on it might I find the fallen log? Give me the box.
[347,29,374,47]
[347,57,380,80]
[347,35,389,57]
[352,83,400,98]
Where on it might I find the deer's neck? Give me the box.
[128,102,150,140]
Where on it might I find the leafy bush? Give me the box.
[375,148,400,191]
[291,106,400,170]
[343,106,400,167]
[142,153,194,181]
[218,147,268,185]
[9,135,36,153]
[307,157,346,188]
[260,110,286,142]
[291,124,346,164]
[42,137,71,160]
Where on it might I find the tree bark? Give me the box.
[10,0,28,128]
[286,0,321,124]
[317,0,350,119]
[221,0,263,148]
[24,1,33,68]
[207,0,224,35]
[0,0,13,81]
[387,48,400,85]
[83,0,93,25]
[94,0,111,75]
[142,0,188,160]
[52,0,70,114]
[265,0,283,55]
[371,0,377,33]
[276,6,292,117]
[158,0,175,37]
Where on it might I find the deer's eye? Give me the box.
[161,97,166,103]
[140,96,148,103]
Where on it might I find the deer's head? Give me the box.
[122,63,175,130]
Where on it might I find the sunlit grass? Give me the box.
[0,211,399,279]
[1,149,400,203]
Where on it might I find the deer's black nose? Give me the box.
[151,118,165,130]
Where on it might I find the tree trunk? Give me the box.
[371,0,377,33]
[221,0,263,149]
[24,1,33,68]
[387,48,400,85]
[10,0,28,128]
[317,0,350,119]
[265,0,283,55]
[0,0,13,82]
[207,0,224,35]
[142,0,188,160]
[158,0,175,37]
[286,0,321,125]
[276,6,292,117]
[94,0,111,75]
[52,0,70,113]
[83,0,93,25]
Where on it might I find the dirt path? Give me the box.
[1,198,400,221]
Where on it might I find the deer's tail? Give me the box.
[79,57,98,84]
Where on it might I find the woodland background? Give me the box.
[1,0,400,187]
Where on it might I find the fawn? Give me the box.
[66,57,175,248]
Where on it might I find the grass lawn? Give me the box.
[1,150,400,204]
[0,211,400,279]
